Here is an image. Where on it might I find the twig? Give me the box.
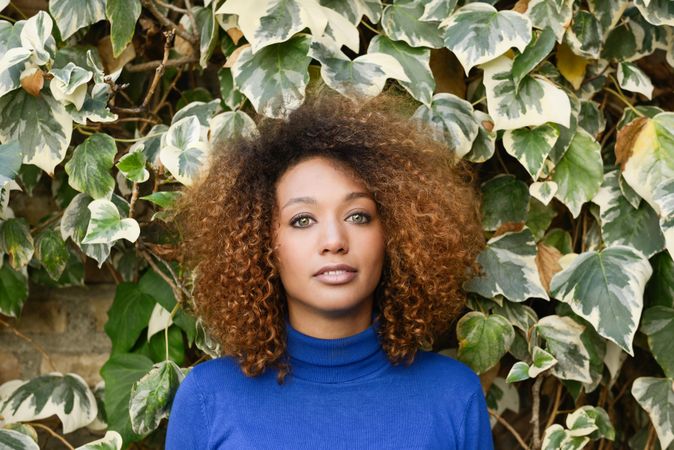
[29,211,64,235]
[137,247,189,303]
[29,423,75,450]
[544,381,563,429]
[129,181,140,219]
[141,0,198,44]
[113,117,159,125]
[0,318,57,371]
[125,56,198,73]
[489,409,531,450]
[155,0,188,13]
[142,30,176,109]
[359,20,380,35]
[644,424,656,450]
[531,376,544,449]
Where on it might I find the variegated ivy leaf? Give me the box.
[209,111,259,147]
[35,229,69,282]
[320,4,359,53]
[525,0,574,43]
[481,55,571,131]
[653,180,674,260]
[641,306,674,378]
[216,0,327,53]
[503,123,559,180]
[309,38,409,102]
[492,300,538,333]
[0,89,72,176]
[464,110,496,163]
[20,11,54,66]
[0,429,39,450]
[75,431,123,450]
[106,0,141,57]
[0,218,34,270]
[634,0,674,27]
[592,170,665,258]
[631,377,674,449]
[465,228,549,302]
[0,373,97,434]
[60,193,113,268]
[67,83,118,125]
[419,0,457,22]
[530,181,557,205]
[381,0,444,48]
[81,198,141,245]
[536,315,593,383]
[564,10,603,59]
[132,124,167,169]
[0,141,22,186]
[368,35,434,106]
[588,0,628,35]
[65,133,117,200]
[512,27,556,89]
[49,0,106,40]
[551,129,603,218]
[617,61,654,100]
[566,406,615,439]
[440,3,531,75]
[160,116,210,186]
[550,245,652,355]
[318,0,383,25]
[578,100,606,139]
[619,172,642,209]
[129,361,185,435]
[0,47,32,97]
[198,5,218,68]
[481,175,530,231]
[116,149,149,183]
[506,346,557,382]
[456,311,515,375]
[542,424,589,450]
[0,262,28,317]
[231,35,311,119]
[172,99,221,129]
[146,303,173,341]
[411,93,479,158]
[49,62,93,111]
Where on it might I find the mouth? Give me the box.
[313,269,358,285]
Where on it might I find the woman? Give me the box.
[166,92,493,449]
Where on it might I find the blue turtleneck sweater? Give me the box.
[165,315,494,449]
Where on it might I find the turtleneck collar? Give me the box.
[284,309,390,384]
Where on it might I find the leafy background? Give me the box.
[0,0,673,449]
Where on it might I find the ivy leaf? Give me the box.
[564,10,603,59]
[197,5,218,69]
[159,116,209,187]
[457,311,515,375]
[309,37,409,102]
[318,0,382,25]
[34,229,69,282]
[0,373,97,434]
[65,133,117,200]
[0,218,34,270]
[0,262,28,318]
[60,193,113,268]
[536,315,593,383]
[578,100,606,139]
[411,93,479,158]
[209,111,259,148]
[104,282,156,354]
[653,179,674,260]
[0,429,39,450]
[0,89,72,177]
[419,0,457,22]
[320,5,359,53]
[512,27,556,88]
[550,245,652,355]
[551,129,603,218]
[617,62,654,99]
[81,199,141,245]
[75,431,123,450]
[0,47,32,97]
[631,377,674,449]
[465,228,549,303]
[542,424,589,450]
[105,0,141,57]
[464,111,496,163]
[49,0,106,40]
[49,62,93,111]
[116,150,149,183]
[0,142,22,189]
[634,0,674,27]
[129,361,184,435]
[480,174,530,231]
[381,0,444,48]
[20,11,54,66]
[231,35,311,119]
[67,83,118,125]
[641,306,674,379]
[481,55,571,131]
[525,0,574,43]
[440,3,531,75]
[368,35,435,106]
[529,181,558,206]
[503,123,559,180]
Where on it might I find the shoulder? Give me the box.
[410,350,483,399]
[182,355,246,393]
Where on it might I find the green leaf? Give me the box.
[631,377,674,449]
[217,67,244,111]
[618,62,654,99]
[536,315,593,383]
[0,218,34,270]
[578,100,606,139]
[318,0,382,25]
[60,193,113,268]
[74,431,123,450]
[526,197,556,240]
[503,123,559,180]
[381,0,444,48]
[634,0,674,27]
[159,116,209,187]
[231,34,311,119]
[0,89,72,177]
[481,55,571,131]
[419,0,457,22]
[104,282,156,354]
[457,311,515,374]
[0,429,39,450]
[100,353,154,445]
[550,246,652,355]
[209,110,259,148]
[0,373,97,434]
[49,0,105,39]
[525,0,574,43]
[65,133,117,200]
[564,10,603,59]
[481,175,530,231]
[49,62,93,111]
[551,129,603,218]
[542,228,573,254]
[197,5,218,69]
[0,47,32,97]
[506,361,530,383]
[67,83,118,125]
[368,35,435,106]
[542,424,589,450]
[309,37,409,102]
[411,93,479,158]
[80,199,140,245]
[116,150,149,183]
[139,191,183,209]
[34,229,69,282]
[641,306,674,378]
[440,3,531,75]
[147,325,185,365]
[0,262,28,317]
[105,0,141,57]
[592,170,665,258]
[512,27,556,88]
[529,346,558,377]
[464,110,496,163]
[646,251,674,309]
[129,360,184,435]
[491,300,538,333]
[465,228,549,302]
[529,181,558,206]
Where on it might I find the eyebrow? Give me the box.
[282,191,373,210]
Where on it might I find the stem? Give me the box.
[489,409,531,450]
[544,381,563,429]
[360,20,381,35]
[29,423,75,450]
[9,2,28,19]
[129,181,140,219]
[142,30,176,109]
[471,96,487,106]
[155,0,188,13]
[125,56,198,73]
[0,318,58,372]
[141,0,198,44]
[111,132,165,143]
[0,14,16,22]
[644,424,656,450]
[531,376,544,449]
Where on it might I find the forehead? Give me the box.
[275,157,368,200]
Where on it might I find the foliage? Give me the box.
[0,0,673,449]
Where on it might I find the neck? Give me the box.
[286,300,375,339]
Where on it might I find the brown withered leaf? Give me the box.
[429,48,466,98]
[536,243,562,293]
[512,0,530,13]
[615,117,648,170]
[479,363,500,393]
[98,35,137,74]
[224,43,251,69]
[20,68,44,96]
[493,222,526,238]
[482,120,494,132]
[227,27,244,45]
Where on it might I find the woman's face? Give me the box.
[272,156,386,338]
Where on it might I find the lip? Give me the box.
[314,270,358,285]
[314,264,357,276]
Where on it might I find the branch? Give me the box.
[489,409,531,450]
[142,29,175,109]
[125,56,198,73]
[29,423,75,450]
[0,318,58,372]
[531,376,544,449]
[141,0,198,44]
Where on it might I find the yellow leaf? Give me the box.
[556,42,587,90]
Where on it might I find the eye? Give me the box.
[348,211,371,224]
[290,211,372,228]
[290,214,314,228]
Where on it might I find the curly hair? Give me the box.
[173,91,484,385]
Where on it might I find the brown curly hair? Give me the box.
[173,91,484,385]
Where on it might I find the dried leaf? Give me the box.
[512,0,530,14]
[98,35,137,74]
[536,242,562,293]
[615,116,648,170]
[556,42,587,90]
[227,27,244,45]
[20,67,44,96]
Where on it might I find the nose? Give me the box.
[320,218,348,254]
